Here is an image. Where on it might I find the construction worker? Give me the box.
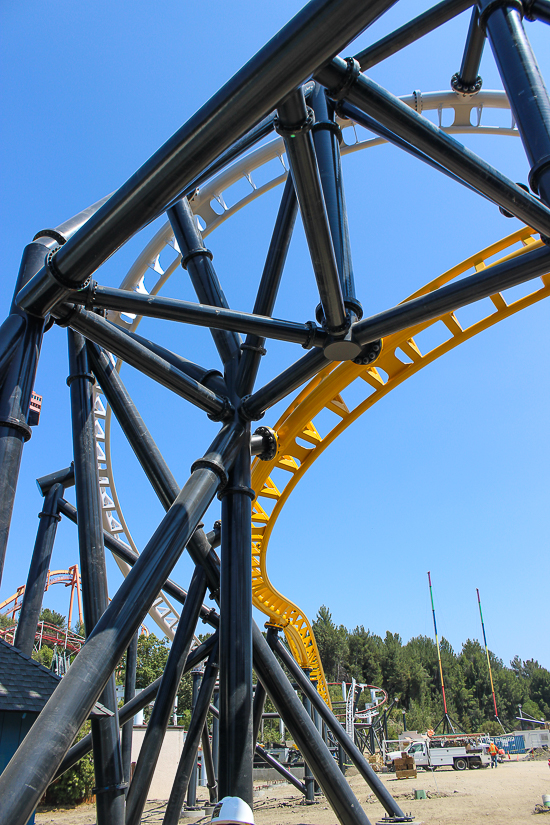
[489,740,498,768]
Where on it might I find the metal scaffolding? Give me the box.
[1,1,549,824]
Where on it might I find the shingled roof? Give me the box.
[0,639,112,716]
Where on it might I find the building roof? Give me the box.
[0,639,112,716]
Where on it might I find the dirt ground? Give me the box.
[35,759,550,825]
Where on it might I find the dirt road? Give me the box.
[35,759,550,824]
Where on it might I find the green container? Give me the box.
[414,789,427,800]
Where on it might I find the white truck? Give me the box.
[386,734,491,771]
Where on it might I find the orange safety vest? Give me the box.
[489,742,498,754]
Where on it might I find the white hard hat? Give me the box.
[211,796,255,824]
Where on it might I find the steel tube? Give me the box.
[277,90,347,334]
[310,85,359,318]
[0,314,25,380]
[315,58,550,235]
[187,668,202,808]
[125,567,208,825]
[251,624,372,825]
[237,177,298,396]
[55,635,217,779]
[270,636,405,819]
[219,433,254,805]
[17,0,399,318]
[353,242,550,346]
[338,101,491,199]
[68,329,125,825]
[87,343,180,509]
[57,498,220,629]
[72,284,328,348]
[121,632,138,786]
[0,421,244,825]
[355,0,473,70]
[211,689,219,781]
[252,680,267,745]
[0,241,51,584]
[169,198,241,366]
[124,329,226,396]
[451,7,485,92]
[55,303,231,420]
[14,483,63,656]
[201,723,218,804]
[163,644,219,825]
[479,0,550,207]
[241,347,330,420]
[526,0,550,24]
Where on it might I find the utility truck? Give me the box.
[386,733,491,771]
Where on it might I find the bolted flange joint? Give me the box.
[451,73,483,96]
[274,106,315,140]
[206,395,234,422]
[353,338,382,366]
[252,425,279,461]
[239,394,264,422]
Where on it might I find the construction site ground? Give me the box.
[35,757,550,825]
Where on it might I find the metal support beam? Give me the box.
[125,567,208,825]
[13,483,63,656]
[315,58,550,235]
[169,198,241,367]
[56,635,217,779]
[201,722,218,804]
[451,7,485,94]
[56,304,232,420]
[251,624,372,825]
[0,315,25,381]
[525,0,550,24]
[270,635,406,819]
[355,0,473,70]
[0,420,244,825]
[478,0,550,207]
[300,666,316,804]
[121,632,138,787]
[218,431,254,805]
[252,679,267,745]
[163,643,219,825]
[237,177,298,397]
[276,89,349,340]
[16,0,399,318]
[68,329,125,825]
[187,668,202,809]
[310,84,360,319]
[71,283,328,348]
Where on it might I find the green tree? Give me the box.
[39,608,66,628]
[529,668,550,719]
[312,606,349,682]
[44,722,94,805]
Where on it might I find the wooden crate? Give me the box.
[396,769,417,779]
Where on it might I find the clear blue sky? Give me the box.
[1,1,548,673]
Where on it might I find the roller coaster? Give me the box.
[1,2,549,825]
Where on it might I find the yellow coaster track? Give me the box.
[250,227,549,707]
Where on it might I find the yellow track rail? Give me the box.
[250,227,549,706]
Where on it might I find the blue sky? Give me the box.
[1,1,548,673]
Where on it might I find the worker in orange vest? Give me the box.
[489,741,498,768]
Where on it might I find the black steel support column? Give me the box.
[276,90,350,342]
[201,723,218,804]
[451,7,485,94]
[0,421,244,825]
[301,667,316,804]
[355,0,473,69]
[252,679,267,745]
[526,0,550,24]
[237,177,298,397]
[55,635,217,780]
[0,240,50,583]
[187,667,203,809]
[0,315,25,381]
[169,198,241,368]
[315,58,550,235]
[252,624,372,825]
[163,643,220,825]
[14,483,63,656]
[67,329,125,825]
[125,566,208,825]
[56,304,231,421]
[121,632,138,787]
[478,0,550,207]
[269,635,406,819]
[310,84,361,320]
[212,688,219,781]
[218,430,254,805]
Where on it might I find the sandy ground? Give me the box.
[35,759,550,825]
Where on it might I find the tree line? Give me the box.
[312,605,550,735]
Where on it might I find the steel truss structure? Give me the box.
[1,1,550,824]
